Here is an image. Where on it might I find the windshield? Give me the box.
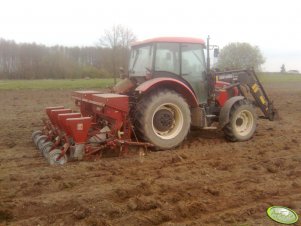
[129,45,153,76]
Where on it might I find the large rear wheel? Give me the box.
[135,90,191,149]
[223,100,257,141]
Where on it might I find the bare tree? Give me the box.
[99,25,136,83]
[100,24,136,49]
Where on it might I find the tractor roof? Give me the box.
[131,37,205,46]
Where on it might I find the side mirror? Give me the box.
[214,48,219,58]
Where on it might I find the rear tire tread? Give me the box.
[134,89,191,149]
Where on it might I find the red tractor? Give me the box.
[32,37,277,164]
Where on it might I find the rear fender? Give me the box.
[219,96,245,128]
[135,77,198,107]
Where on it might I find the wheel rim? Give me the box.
[152,103,184,140]
[234,110,254,137]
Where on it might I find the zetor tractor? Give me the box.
[32,37,277,165]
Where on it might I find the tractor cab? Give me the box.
[129,37,208,104]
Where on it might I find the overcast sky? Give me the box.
[0,0,300,72]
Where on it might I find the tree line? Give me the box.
[0,25,136,80]
[0,24,265,79]
[0,39,109,79]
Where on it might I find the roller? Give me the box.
[48,149,67,165]
[40,141,54,159]
[36,135,48,150]
[32,130,42,143]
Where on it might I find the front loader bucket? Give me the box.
[268,104,280,121]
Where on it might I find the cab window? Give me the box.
[155,43,180,75]
[129,45,153,76]
[181,44,205,76]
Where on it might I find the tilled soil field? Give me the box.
[0,83,301,226]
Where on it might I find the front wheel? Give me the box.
[135,90,191,149]
[223,100,257,142]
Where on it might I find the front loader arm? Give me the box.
[243,69,277,120]
[214,69,277,121]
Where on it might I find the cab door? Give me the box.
[181,44,207,104]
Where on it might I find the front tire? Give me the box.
[135,90,191,149]
[223,100,257,142]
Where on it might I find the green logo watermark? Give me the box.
[267,206,299,224]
